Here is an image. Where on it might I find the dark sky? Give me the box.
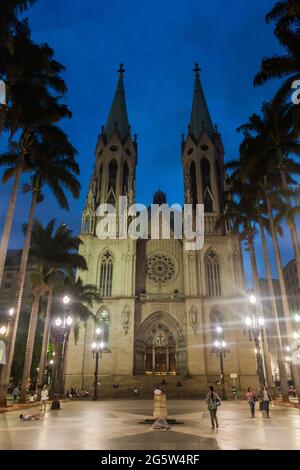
[0,0,297,285]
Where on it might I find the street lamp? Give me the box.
[212,326,228,400]
[91,324,111,401]
[8,307,14,317]
[0,326,7,336]
[244,296,266,386]
[52,295,73,399]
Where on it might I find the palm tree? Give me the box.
[19,266,48,402]
[21,219,87,400]
[237,100,300,291]
[236,132,300,402]
[0,49,71,290]
[258,219,289,401]
[219,174,274,390]
[0,129,79,407]
[254,2,300,101]
[51,277,102,397]
[266,1,300,30]
[0,1,66,136]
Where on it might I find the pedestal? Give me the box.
[153,393,167,419]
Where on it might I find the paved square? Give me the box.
[0,399,299,450]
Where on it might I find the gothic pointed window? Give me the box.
[99,251,113,297]
[122,161,129,195]
[108,159,118,192]
[206,250,221,296]
[210,310,224,340]
[96,307,110,345]
[189,161,197,207]
[203,189,213,213]
[201,158,211,190]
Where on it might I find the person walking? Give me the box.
[246,387,257,418]
[40,386,49,411]
[12,386,19,402]
[260,385,272,418]
[206,386,221,429]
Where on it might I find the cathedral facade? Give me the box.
[64,65,259,395]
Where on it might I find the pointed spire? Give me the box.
[188,63,214,141]
[105,63,130,142]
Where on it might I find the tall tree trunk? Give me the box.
[259,222,289,401]
[37,287,53,400]
[0,190,38,406]
[265,194,293,337]
[280,169,300,290]
[247,233,274,391]
[19,292,41,403]
[0,161,23,287]
[0,104,8,136]
[265,193,300,403]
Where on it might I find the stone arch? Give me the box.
[134,311,187,376]
[205,249,222,297]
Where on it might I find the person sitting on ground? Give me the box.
[152,416,170,430]
[29,393,35,403]
[20,413,41,421]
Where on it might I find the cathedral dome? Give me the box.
[153,190,167,205]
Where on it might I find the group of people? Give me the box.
[206,384,273,430]
[246,385,272,418]
[66,387,89,399]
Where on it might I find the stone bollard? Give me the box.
[153,392,167,419]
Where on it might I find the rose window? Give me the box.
[145,253,176,284]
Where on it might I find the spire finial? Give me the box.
[118,63,125,78]
[193,62,201,79]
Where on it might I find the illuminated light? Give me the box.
[55,317,62,327]
[214,340,220,348]
[66,316,73,326]
[293,331,299,340]
[95,327,101,336]
[52,352,55,356]
[285,356,291,362]
[258,317,265,327]
[254,348,258,354]
[249,294,257,305]
[245,316,252,327]
[216,326,222,334]
[8,307,14,316]
[0,326,7,335]
[285,346,291,352]
[49,359,54,365]
[91,342,96,350]
[295,314,300,323]
[62,295,70,305]
[100,342,104,350]
[221,341,226,348]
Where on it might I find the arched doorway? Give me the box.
[134,311,187,376]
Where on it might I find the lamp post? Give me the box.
[91,324,111,401]
[52,295,73,398]
[212,326,228,400]
[245,293,266,386]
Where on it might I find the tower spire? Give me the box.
[105,63,130,142]
[188,63,214,141]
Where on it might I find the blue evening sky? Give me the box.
[0,0,296,286]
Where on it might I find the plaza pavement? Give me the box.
[0,399,299,450]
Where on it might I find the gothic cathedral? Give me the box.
[65,65,258,396]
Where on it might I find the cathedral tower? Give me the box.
[182,63,224,215]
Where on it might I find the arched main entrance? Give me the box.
[134,311,187,375]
